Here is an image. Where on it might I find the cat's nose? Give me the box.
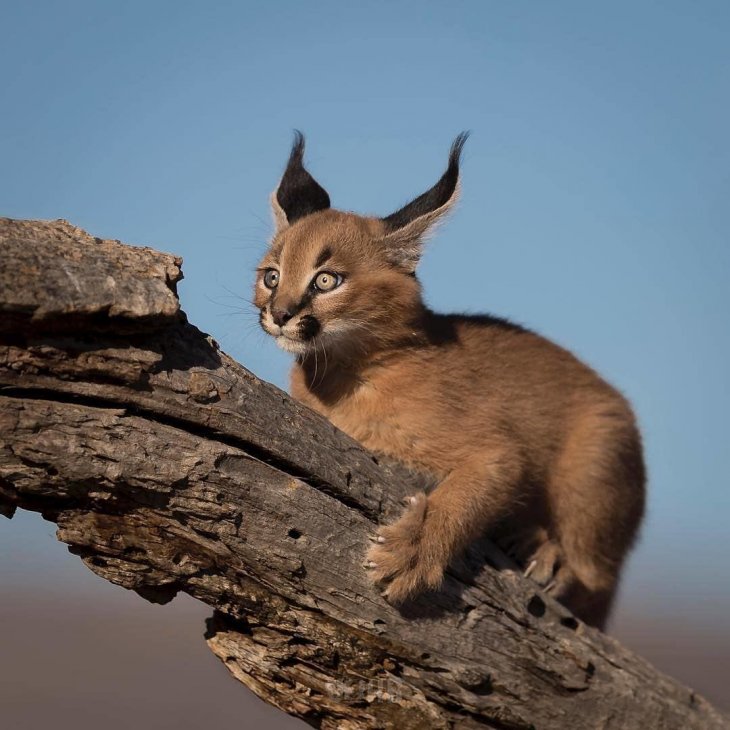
[271,307,294,327]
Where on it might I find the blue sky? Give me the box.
[2,0,729,633]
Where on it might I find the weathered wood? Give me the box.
[0,217,726,729]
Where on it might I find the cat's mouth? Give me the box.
[275,335,312,354]
[260,310,321,353]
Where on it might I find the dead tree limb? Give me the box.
[0,217,726,730]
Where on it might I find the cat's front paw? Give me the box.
[365,493,446,603]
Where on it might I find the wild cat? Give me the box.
[254,132,645,629]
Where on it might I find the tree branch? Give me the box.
[0,217,726,729]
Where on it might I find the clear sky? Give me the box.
[2,0,729,688]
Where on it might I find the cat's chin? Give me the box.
[275,336,312,355]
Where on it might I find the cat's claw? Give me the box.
[365,492,446,603]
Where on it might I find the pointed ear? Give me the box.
[379,132,468,272]
[271,131,331,233]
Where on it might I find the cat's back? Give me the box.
[401,311,610,398]
[366,312,631,444]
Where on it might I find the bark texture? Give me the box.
[0,217,727,730]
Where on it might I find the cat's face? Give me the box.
[254,132,466,357]
[254,210,421,356]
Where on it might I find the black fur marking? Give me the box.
[418,309,529,346]
[298,288,315,311]
[382,132,469,232]
[315,246,333,268]
[299,315,321,340]
[276,131,331,225]
[460,312,528,334]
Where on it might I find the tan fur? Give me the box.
[254,158,645,631]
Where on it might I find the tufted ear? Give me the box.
[379,132,468,273]
[271,131,330,233]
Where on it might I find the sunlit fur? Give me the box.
[253,136,645,630]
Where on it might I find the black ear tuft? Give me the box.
[275,131,331,225]
[382,132,469,232]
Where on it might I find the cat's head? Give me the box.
[254,132,468,357]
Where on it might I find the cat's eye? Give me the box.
[312,271,341,292]
[263,269,279,289]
